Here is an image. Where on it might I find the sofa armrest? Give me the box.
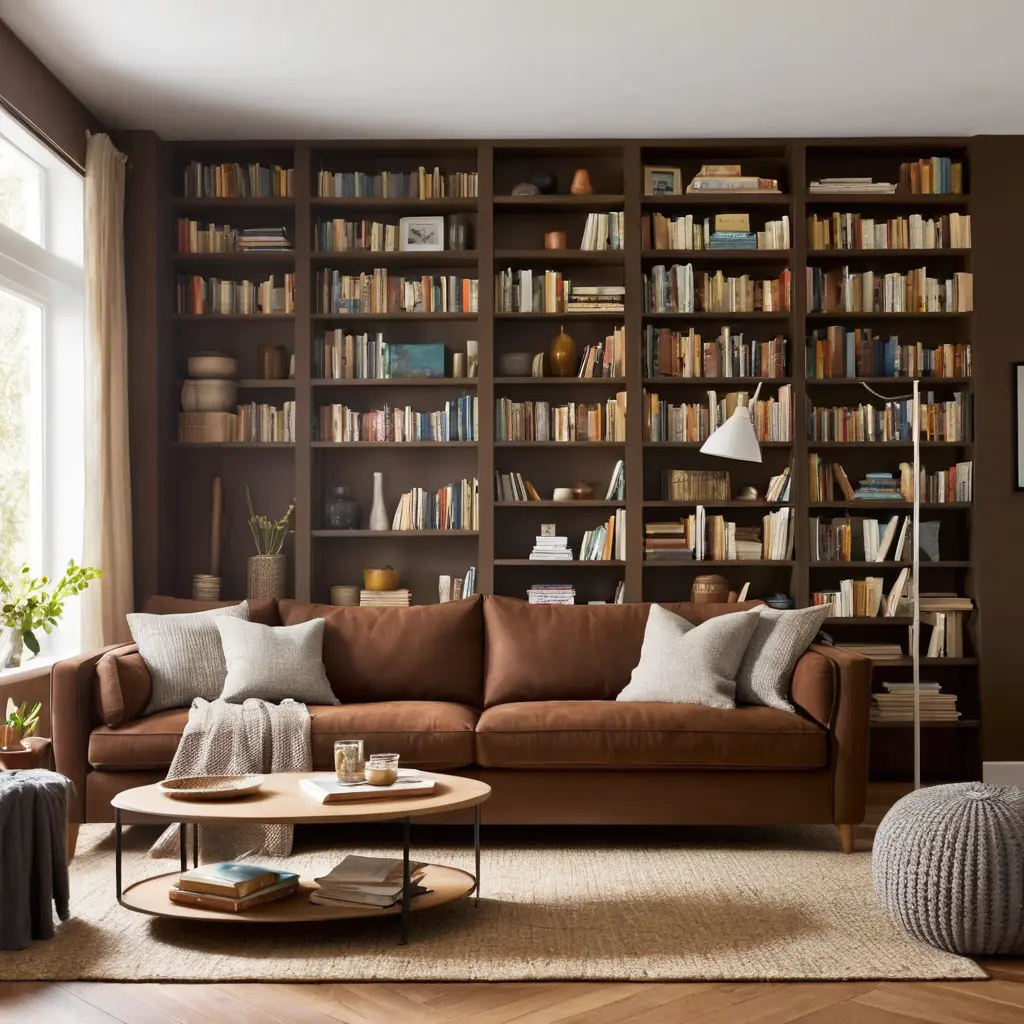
[51,644,132,822]
[805,643,871,825]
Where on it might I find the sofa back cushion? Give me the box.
[279,596,484,706]
[483,595,764,707]
[141,595,280,625]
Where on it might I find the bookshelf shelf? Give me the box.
[644,560,796,567]
[172,314,295,321]
[312,530,479,538]
[806,312,971,321]
[805,377,971,386]
[809,561,971,568]
[643,500,790,509]
[495,500,626,508]
[494,559,627,567]
[310,250,478,266]
[310,197,477,213]
[807,249,972,259]
[642,441,793,448]
[494,440,626,448]
[808,440,971,448]
[310,313,477,321]
[809,501,971,509]
[173,197,295,211]
[310,441,477,448]
[496,377,626,386]
[495,312,624,321]
[172,442,295,449]
[494,250,624,265]
[865,657,979,667]
[642,194,792,207]
[311,378,479,387]
[804,194,969,206]
[493,195,625,209]
[235,379,297,389]
[643,312,792,321]
[826,617,913,625]
[172,252,295,265]
[871,720,980,730]
[642,377,794,386]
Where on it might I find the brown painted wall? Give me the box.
[0,19,101,168]
[970,136,1024,762]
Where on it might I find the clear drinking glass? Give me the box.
[334,739,365,783]
[364,752,401,786]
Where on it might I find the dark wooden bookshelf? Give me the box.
[149,137,976,784]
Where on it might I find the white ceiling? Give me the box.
[3,0,1023,140]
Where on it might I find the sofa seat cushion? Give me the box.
[89,701,479,772]
[474,701,828,770]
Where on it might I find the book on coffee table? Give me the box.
[168,872,299,912]
[176,862,279,898]
[310,854,431,908]
[299,775,436,804]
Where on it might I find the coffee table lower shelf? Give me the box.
[119,864,475,923]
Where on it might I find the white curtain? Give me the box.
[81,132,133,648]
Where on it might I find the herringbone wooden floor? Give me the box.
[2,785,1021,1024]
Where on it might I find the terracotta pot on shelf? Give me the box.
[544,230,568,250]
[570,169,594,195]
[548,326,577,377]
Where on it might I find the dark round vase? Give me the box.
[323,486,361,529]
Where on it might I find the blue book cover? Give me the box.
[386,343,445,378]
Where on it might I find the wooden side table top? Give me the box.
[0,736,53,771]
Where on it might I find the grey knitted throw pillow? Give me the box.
[128,602,250,714]
[617,604,758,709]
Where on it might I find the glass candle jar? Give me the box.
[364,752,400,786]
[334,739,365,783]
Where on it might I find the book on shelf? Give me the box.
[808,177,896,195]
[919,594,973,658]
[808,212,971,251]
[177,221,292,254]
[809,514,917,562]
[581,212,625,250]
[812,578,885,618]
[237,226,292,251]
[313,213,472,252]
[686,165,780,194]
[313,395,477,442]
[899,158,963,196]
[527,584,576,605]
[566,285,625,313]
[576,326,626,378]
[660,469,731,502]
[643,264,791,313]
[391,478,478,531]
[316,167,478,199]
[605,459,625,500]
[300,774,436,804]
[168,873,300,913]
[807,266,973,313]
[613,580,626,604]
[807,391,972,442]
[310,854,431,909]
[176,274,295,315]
[176,862,283,899]
[836,643,905,661]
[580,510,626,561]
[359,589,411,607]
[183,161,293,199]
[495,472,541,502]
[530,536,573,561]
[918,462,973,503]
[871,681,960,724]
[495,394,627,442]
[643,326,788,379]
[437,566,476,602]
[644,505,792,561]
[808,456,855,501]
[316,270,478,314]
[644,385,792,443]
[805,328,971,379]
[229,402,295,443]
[766,464,793,502]
[642,212,789,251]
[315,333,448,380]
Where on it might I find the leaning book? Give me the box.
[299,775,437,804]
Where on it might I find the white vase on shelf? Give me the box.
[369,472,389,531]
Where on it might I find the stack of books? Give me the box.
[237,226,291,251]
[686,165,780,193]
[809,177,896,195]
[644,521,692,561]
[567,285,625,313]
[360,589,412,607]
[855,472,913,501]
[310,855,430,909]
[527,584,575,605]
[871,682,960,723]
[530,536,573,561]
[168,862,299,913]
[709,230,757,250]
[837,643,905,661]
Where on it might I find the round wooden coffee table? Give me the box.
[110,771,491,943]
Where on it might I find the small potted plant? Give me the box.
[1,699,41,751]
[0,561,102,668]
[246,488,295,600]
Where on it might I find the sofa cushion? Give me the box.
[95,645,151,727]
[483,596,764,707]
[474,700,828,769]
[279,597,484,706]
[142,595,281,625]
[88,702,478,772]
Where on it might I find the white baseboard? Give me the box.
[983,762,1024,787]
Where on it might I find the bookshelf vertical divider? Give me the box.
[477,144,496,595]
[293,143,313,602]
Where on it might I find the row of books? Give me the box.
[807,392,972,443]
[581,511,626,560]
[314,214,472,252]
[643,385,793,443]
[495,395,627,442]
[183,161,293,199]
[314,333,449,380]
[235,402,296,443]
[811,568,910,618]
[806,330,970,379]
[900,158,964,196]
[809,177,895,195]
[807,212,971,251]
[581,212,625,250]
[176,220,293,254]
[315,270,478,314]
[871,682,960,724]
[439,568,477,602]
[577,326,626,378]
[644,506,794,561]
[808,458,972,504]
[809,514,918,563]
[316,168,478,199]
[391,478,479,531]
[176,274,295,315]
[643,326,788,379]
[494,472,541,501]
[494,270,625,313]
[807,267,974,313]
[643,212,790,251]
[313,396,477,443]
[660,469,731,502]
[643,265,792,313]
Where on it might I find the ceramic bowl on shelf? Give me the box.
[363,567,399,591]
[181,379,237,413]
[499,352,532,377]
[187,354,237,378]
[552,487,574,502]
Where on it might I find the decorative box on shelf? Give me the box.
[179,412,237,443]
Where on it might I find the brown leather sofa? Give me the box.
[51,595,870,849]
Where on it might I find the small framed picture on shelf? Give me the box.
[399,215,444,252]
[644,166,682,196]
[1015,362,1024,490]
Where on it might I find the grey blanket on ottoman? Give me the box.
[0,769,71,950]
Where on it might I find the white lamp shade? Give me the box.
[699,406,762,463]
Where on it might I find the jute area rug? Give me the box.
[3,823,983,981]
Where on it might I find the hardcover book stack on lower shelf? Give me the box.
[310,855,430,910]
[169,862,299,913]
[871,682,961,725]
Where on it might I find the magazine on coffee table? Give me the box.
[299,773,437,804]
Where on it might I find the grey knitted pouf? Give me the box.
[873,782,1024,955]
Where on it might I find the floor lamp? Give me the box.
[702,380,923,791]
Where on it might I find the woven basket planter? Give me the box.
[246,554,286,600]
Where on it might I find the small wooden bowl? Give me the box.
[363,568,399,591]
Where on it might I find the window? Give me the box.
[0,107,84,658]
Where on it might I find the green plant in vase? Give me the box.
[0,561,101,667]
[245,487,295,600]
[1,698,41,750]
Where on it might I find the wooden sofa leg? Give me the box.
[67,823,80,862]
[837,823,854,854]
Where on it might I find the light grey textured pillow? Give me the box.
[216,617,338,705]
[128,602,250,714]
[735,605,831,712]
[616,605,758,709]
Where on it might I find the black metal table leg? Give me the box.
[178,822,187,871]
[400,816,411,945]
[473,803,481,905]
[115,807,122,901]
[192,823,199,868]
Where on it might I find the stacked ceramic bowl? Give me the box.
[181,354,238,413]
